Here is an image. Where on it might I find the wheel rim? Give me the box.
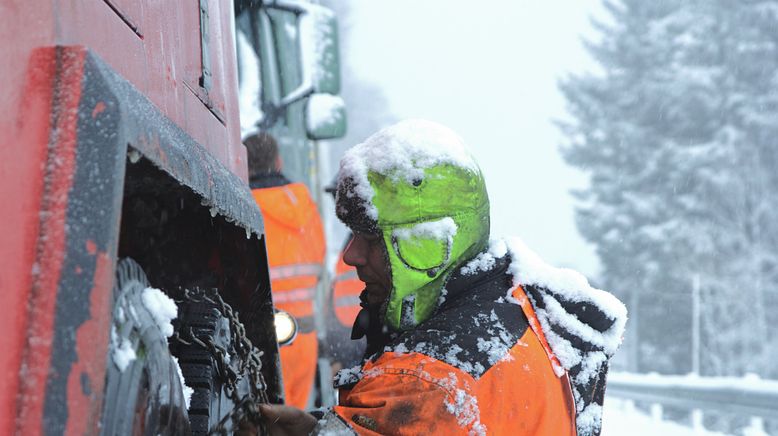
[101,258,190,436]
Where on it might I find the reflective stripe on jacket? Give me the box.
[252,182,325,409]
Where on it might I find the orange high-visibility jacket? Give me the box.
[251,181,325,409]
[315,256,583,435]
[332,254,362,328]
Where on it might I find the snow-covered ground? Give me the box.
[602,398,728,436]
[603,372,777,436]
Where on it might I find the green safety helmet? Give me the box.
[336,119,490,331]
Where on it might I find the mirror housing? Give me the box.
[305,94,346,140]
[264,1,341,106]
[255,1,347,140]
[299,4,340,95]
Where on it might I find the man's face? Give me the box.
[343,231,392,306]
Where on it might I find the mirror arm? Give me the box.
[261,0,307,14]
[279,82,314,107]
[257,82,312,130]
[258,100,282,129]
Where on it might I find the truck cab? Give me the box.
[234,0,348,409]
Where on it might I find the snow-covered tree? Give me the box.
[559,0,778,377]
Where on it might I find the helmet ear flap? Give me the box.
[390,233,451,276]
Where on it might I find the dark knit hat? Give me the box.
[335,176,378,234]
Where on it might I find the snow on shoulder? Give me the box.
[500,237,627,360]
[474,237,627,435]
[337,119,480,219]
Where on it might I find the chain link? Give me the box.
[173,288,269,435]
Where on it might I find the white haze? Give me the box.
[343,0,606,277]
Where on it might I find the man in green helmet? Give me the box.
[259,119,627,436]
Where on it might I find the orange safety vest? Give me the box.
[331,255,362,328]
[331,284,576,435]
[252,183,325,409]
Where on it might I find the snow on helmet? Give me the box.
[336,119,490,331]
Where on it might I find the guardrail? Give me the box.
[606,372,778,434]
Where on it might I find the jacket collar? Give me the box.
[439,253,512,310]
[249,172,291,189]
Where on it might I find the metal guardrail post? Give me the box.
[691,409,703,432]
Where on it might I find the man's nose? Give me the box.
[342,235,366,267]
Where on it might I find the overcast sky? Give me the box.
[339,0,606,277]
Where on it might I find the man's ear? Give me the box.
[275,155,283,172]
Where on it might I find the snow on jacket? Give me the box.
[314,237,627,435]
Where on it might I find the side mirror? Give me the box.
[305,94,346,140]
[253,1,347,139]
[274,310,298,346]
[263,1,341,106]
[298,4,341,95]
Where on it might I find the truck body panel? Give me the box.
[0,1,282,433]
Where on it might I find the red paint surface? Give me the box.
[0,43,56,435]
[50,0,245,178]
[15,47,86,436]
[64,251,114,436]
[103,0,144,34]
[0,0,248,431]
[86,240,97,255]
[90,101,106,118]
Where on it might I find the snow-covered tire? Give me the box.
[169,298,246,435]
[101,258,190,436]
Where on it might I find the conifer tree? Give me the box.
[559,0,778,376]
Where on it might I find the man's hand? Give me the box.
[259,403,318,436]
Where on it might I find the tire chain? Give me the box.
[172,287,269,435]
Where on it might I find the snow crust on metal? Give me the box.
[305,93,345,131]
[140,287,194,410]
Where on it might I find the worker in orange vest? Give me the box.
[245,132,325,409]
[258,120,628,435]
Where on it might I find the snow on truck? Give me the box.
[0,0,345,434]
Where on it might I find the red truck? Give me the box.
[0,0,345,434]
